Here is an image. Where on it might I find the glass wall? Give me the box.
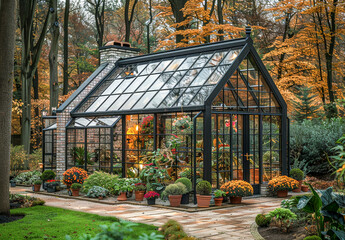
[43,123,57,171]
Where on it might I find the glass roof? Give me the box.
[67,116,120,128]
[75,48,242,114]
[43,123,57,131]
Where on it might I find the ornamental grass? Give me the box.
[220,180,254,197]
[63,167,88,186]
[268,175,299,192]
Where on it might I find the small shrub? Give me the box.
[255,214,271,227]
[175,177,192,192]
[10,194,45,208]
[82,171,118,194]
[267,208,297,232]
[86,186,108,198]
[214,189,226,198]
[41,170,56,181]
[34,180,42,185]
[15,171,42,185]
[163,183,187,196]
[290,168,304,181]
[63,167,88,186]
[303,236,322,240]
[196,180,211,195]
[134,183,146,191]
[161,220,190,240]
[71,183,82,190]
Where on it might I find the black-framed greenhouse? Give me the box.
[43,34,289,195]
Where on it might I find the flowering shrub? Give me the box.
[140,116,154,135]
[63,167,88,186]
[268,176,299,192]
[144,191,160,199]
[172,116,192,134]
[220,180,254,197]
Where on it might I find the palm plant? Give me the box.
[71,147,95,166]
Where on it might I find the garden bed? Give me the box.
[258,225,307,240]
[0,214,25,224]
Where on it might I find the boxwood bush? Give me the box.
[290,118,345,175]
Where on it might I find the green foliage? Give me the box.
[161,220,189,240]
[71,183,82,189]
[113,178,136,194]
[86,186,109,198]
[196,180,212,195]
[71,147,96,166]
[175,177,192,192]
[10,194,45,207]
[290,168,305,181]
[303,236,322,240]
[14,170,42,185]
[267,208,297,232]
[163,183,187,196]
[214,190,226,198]
[255,214,271,227]
[291,87,320,122]
[263,151,279,164]
[324,103,338,119]
[329,134,345,183]
[41,170,56,181]
[34,180,42,185]
[290,118,345,175]
[82,171,119,194]
[179,168,192,180]
[10,145,28,175]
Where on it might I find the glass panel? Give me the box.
[165,58,184,72]
[190,86,214,105]
[141,62,159,75]
[205,66,226,85]
[102,80,122,95]
[113,79,133,94]
[149,73,173,91]
[159,88,185,107]
[146,90,169,108]
[125,76,147,93]
[190,67,215,86]
[178,56,199,70]
[137,74,159,91]
[206,51,228,67]
[75,117,92,127]
[176,69,199,88]
[108,94,131,111]
[192,53,212,68]
[120,93,143,110]
[175,87,200,106]
[161,71,186,89]
[221,49,241,65]
[153,60,172,73]
[132,91,157,109]
[97,95,119,112]
[86,96,107,112]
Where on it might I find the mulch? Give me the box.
[0,214,25,224]
[258,225,307,240]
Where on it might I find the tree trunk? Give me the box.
[168,0,188,44]
[0,0,16,216]
[63,0,70,95]
[217,0,224,41]
[49,0,60,113]
[124,0,138,42]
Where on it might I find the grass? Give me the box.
[0,205,159,240]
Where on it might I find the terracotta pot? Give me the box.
[214,197,223,206]
[169,195,182,207]
[135,191,145,201]
[98,196,103,200]
[147,198,156,205]
[34,184,41,192]
[71,189,80,196]
[197,195,212,208]
[301,185,309,192]
[277,190,288,198]
[292,180,302,192]
[181,193,189,204]
[118,192,127,201]
[230,196,242,204]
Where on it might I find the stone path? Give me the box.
[10,187,285,240]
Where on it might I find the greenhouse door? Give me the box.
[242,115,261,194]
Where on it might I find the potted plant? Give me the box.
[289,168,304,192]
[144,191,160,205]
[46,180,59,193]
[175,177,192,204]
[33,180,42,192]
[220,180,253,204]
[71,183,82,196]
[62,167,88,188]
[134,183,146,201]
[268,176,299,198]
[196,180,212,208]
[162,183,187,207]
[214,190,226,206]
[86,186,108,200]
[301,182,309,192]
[115,179,134,201]
[10,179,16,187]
[41,170,56,190]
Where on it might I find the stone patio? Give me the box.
[10,186,289,239]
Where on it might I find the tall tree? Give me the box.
[49,0,60,113]
[168,0,188,44]
[292,87,320,121]
[0,0,16,216]
[86,0,105,53]
[124,0,139,42]
[19,0,53,153]
[63,0,70,95]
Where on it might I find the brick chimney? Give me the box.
[99,41,140,64]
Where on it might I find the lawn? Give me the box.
[0,206,159,240]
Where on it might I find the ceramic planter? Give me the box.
[117,192,127,201]
[147,198,156,205]
[301,185,309,192]
[181,193,189,204]
[71,189,80,196]
[277,190,288,198]
[169,195,182,207]
[34,184,41,192]
[214,197,223,206]
[98,196,104,200]
[135,191,145,201]
[46,186,56,193]
[197,195,212,208]
[230,196,242,204]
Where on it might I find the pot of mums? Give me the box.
[41,170,56,190]
[33,180,42,192]
[86,186,108,200]
[220,180,253,204]
[62,167,88,196]
[175,177,192,204]
[134,183,146,201]
[214,190,226,206]
[196,180,212,208]
[289,168,304,193]
[268,176,299,198]
[144,191,160,205]
[71,183,82,196]
[162,183,187,207]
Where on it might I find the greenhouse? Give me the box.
[43,31,288,194]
